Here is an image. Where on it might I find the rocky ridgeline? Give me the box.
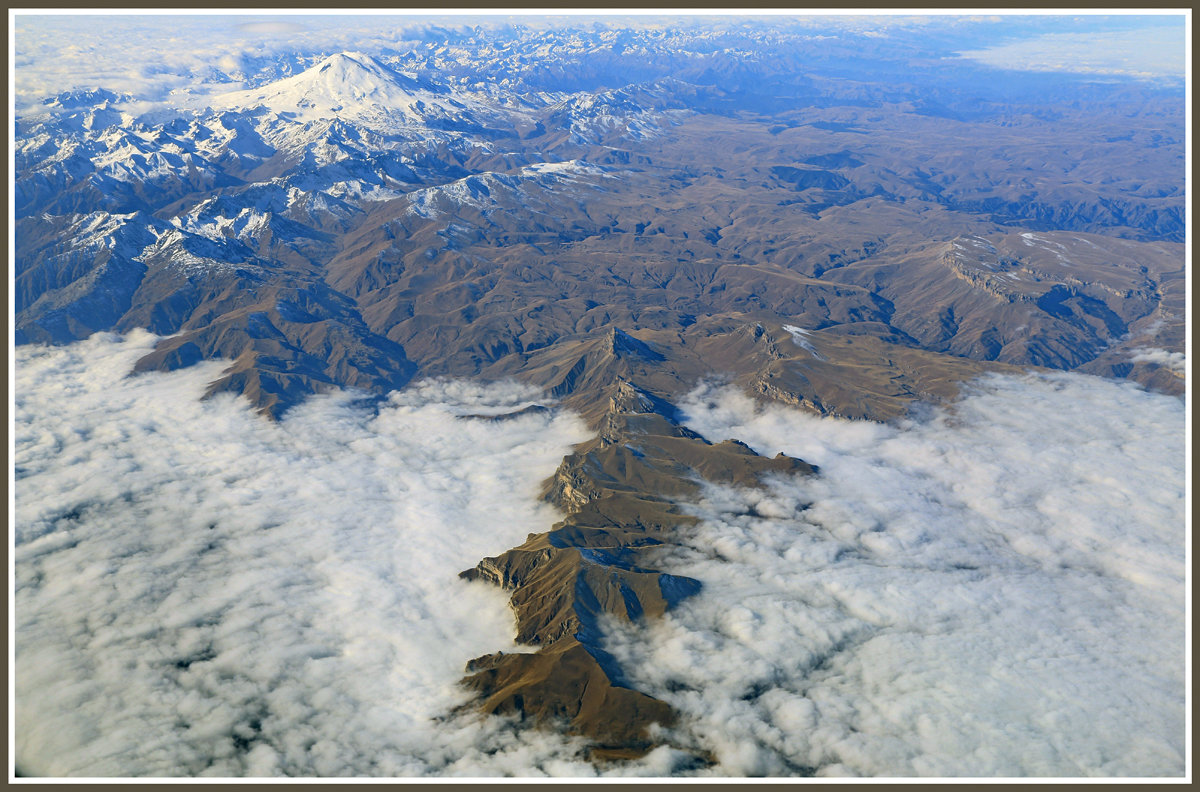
[943,247,1035,304]
[458,378,813,760]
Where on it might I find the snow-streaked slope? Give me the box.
[405,160,611,220]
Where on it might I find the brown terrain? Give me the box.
[13,27,1186,764]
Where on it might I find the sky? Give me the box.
[12,333,1187,777]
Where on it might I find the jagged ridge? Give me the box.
[458,378,814,758]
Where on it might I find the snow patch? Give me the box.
[782,325,823,359]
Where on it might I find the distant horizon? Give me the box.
[13,11,1186,113]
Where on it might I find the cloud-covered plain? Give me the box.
[14,335,1187,777]
[958,24,1186,81]
[14,330,624,777]
[603,372,1186,777]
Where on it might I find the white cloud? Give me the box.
[14,335,1187,777]
[1130,347,1186,374]
[13,330,619,777]
[602,372,1186,777]
[958,24,1186,81]
[236,20,309,35]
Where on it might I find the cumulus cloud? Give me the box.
[13,330,621,777]
[602,372,1186,777]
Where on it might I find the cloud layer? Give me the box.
[1131,347,1187,374]
[958,24,1186,81]
[14,335,1187,777]
[603,373,1187,777]
[14,331,617,777]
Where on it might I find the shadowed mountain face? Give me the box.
[13,16,1186,769]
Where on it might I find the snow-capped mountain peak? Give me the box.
[295,51,410,102]
[211,51,491,132]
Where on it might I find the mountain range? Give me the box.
[13,18,1187,767]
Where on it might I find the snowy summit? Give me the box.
[212,52,489,131]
